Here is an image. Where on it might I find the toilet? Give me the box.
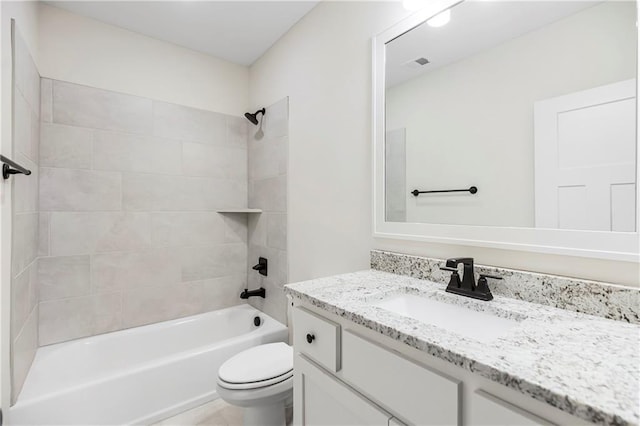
[217,342,293,426]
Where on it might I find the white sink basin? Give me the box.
[372,293,521,343]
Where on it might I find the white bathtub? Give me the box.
[9,305,288,425]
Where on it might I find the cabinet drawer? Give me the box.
[469,390,556,426]
[342,330,460,426]
[293,307,341,372]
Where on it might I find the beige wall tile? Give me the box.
[14,90,35,161]
[248,280,287,325]
[37,80,255,344]
[181,244,247,282]
[11,265,34,338]
[223,214,248,243]
[11,31,40,402]
[250,175,286,213]
[123,173,246,211]
[246,98,288,325]
[92,293,124,336]
[39,293,122,346]
[267,213,287,250]
[39,297,92,344]
[50,212,153,255]
[91,249,180,293]
[201,275,247,311]
[247,213,267,246]
[226,115,248,148]
[150,212,226,247]
[182,142,247,180]
[30,109,40,164]
[12,213,39,275]
[248,136,287,181]
[122,282,204,328]
[41,78,53,123]
[13,154,38,214]
[93,130,181,175]
[38,256,90,301]
[40,168,122,211]
[40,123,92,169]
[53,80,152,134]
[39,212,50,256]
[153,101,225,145]
[12,307,38,401]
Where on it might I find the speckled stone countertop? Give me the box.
[284,270,640,426]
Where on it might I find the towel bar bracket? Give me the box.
[1,155,31,180]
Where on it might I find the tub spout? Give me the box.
[240,288,266,299]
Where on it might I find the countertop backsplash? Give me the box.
[370,250,640,324]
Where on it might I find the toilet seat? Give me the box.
[217,343,293,391]
[218,370,293,390]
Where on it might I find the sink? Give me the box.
[372,293,521,343]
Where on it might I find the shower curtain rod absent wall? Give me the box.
[1,155,32,179]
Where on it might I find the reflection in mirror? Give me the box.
[385,1,637,232]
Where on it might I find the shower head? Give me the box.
[244,108,266,125]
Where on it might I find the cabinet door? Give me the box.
[469,390,556,426]
[294,354,391,426]
[342,330,460,426]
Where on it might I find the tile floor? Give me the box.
[152,399,243,426]
[153,399,294,426]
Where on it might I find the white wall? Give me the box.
[38,4,249,116]
[250,1,411,283]
[386,1,636,227]
[250,1,639,287]
[0,0,40,412]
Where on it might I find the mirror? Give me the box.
[384,0,637,234]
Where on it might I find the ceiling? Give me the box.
[45,1,320,66]
[386,1,603,87]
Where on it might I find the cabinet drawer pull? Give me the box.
[306,333,316,344]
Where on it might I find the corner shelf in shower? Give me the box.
[217,209,263,214]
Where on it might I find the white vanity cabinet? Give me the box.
[292,305,574,426]
[294,354,393,425]
[468,390,555,426]
[341,330,460,425]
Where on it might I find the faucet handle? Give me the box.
[479,273,502,280]
[439,266,458,272]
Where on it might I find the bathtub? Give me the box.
[9,304,288,425]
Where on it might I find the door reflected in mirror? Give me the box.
[384,0,637,232]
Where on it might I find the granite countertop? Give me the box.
[284,270,640,426]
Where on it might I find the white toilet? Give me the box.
[217,342,293,426]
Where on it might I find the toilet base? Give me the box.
[242,401,287,426]
[217,376,293,426]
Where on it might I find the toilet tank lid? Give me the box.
[218,342,293,384]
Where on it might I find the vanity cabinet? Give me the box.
[293,307,341,372]
[294,354,393,425]
[342,330,460,425]
[292,305,567,426]
[468,390,555,426]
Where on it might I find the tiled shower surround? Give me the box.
[11,27,41,402]
[246,99,289,324]
[38,79,252,346]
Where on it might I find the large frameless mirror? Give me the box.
[372,0,639,260]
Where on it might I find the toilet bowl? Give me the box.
[217,342,293,426]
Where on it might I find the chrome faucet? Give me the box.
[440,257,501,301]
